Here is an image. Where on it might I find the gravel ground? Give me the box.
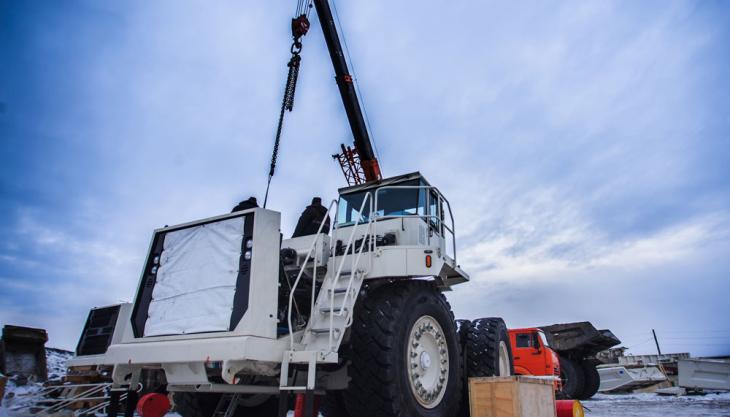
[583,393,730,417]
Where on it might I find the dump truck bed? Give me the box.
[539,322,620,357]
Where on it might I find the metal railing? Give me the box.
[14,382,140,417]
[287,184,456,353]
[287,193,375,352]
[373,185,457,263]
[287,198,339,350]
[325,192,374,351]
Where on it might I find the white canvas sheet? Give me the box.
[144,216,245,336]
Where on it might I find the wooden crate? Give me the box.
[469,376,556,417]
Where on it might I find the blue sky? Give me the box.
[1,0,729,356]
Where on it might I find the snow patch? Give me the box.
[1,348,72,417]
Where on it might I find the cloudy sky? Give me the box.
[1,0,729,357]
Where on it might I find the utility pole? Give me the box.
[652,329,662,355]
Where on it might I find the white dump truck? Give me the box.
[69,172,513,417]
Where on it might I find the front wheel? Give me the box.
[342,281,463,417]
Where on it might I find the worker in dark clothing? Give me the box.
[292,197,330,237]
[231,196,259,213]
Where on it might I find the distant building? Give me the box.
[596,346,628,364]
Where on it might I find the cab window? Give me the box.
[516,334,532,348]
[336,179,438,227]
[428,190,442,233]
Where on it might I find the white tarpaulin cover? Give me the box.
[144,217,245,336]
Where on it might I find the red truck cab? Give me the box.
[508,328,561,389]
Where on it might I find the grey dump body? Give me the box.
[0,325,49,381]
[540,322,620,357]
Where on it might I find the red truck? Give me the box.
[509,322,621,400]
[508,328,561,391]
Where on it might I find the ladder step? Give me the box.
[213,393,239,417]
[310,328,340,335]
[329,287,349,294]
[320,306,348,314]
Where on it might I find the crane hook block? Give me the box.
[292,15,310,40]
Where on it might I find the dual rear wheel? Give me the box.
[323,282,512,417]
[558,357,601,400]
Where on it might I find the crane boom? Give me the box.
[312,0,382,183]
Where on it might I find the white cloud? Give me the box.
[2,0,728,356]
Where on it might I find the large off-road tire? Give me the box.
[173,392,279,417]
[173,392,219,417]
[454,319,472,417]
[465,318,514,378]
[558,356,585,399]
[342,281,463,417]
[455,319,472,350]
[455,319,472,389]
[577,360,601,400]
[321,390,350,417]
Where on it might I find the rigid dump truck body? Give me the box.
[68,172,515,417]
[539,322,621,400]
[0,325,49,382]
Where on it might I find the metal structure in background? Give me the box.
[333,143,366,186]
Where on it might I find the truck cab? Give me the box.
[508,328,561,389]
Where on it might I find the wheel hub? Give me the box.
[407,316,449,409]
[420,351,432,370]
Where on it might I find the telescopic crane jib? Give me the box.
[312,0,382,184]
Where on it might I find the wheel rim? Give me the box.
[498,341,511,376]
[407,315,449,409]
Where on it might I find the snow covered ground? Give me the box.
[3,350,729,416]
[1,348,73,417]
[583,393,730,416]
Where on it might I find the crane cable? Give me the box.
[263,5,312,208]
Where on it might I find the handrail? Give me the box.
[288,199,339,350]
[373,185,457,263]
[326,192,373,350]
[290,184,458,354]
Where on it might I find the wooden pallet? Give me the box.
[468,376,556,417]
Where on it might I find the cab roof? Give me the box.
[338,172,431,195]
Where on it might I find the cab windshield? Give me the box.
[336,179,440,228]
[538,331,550,348]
